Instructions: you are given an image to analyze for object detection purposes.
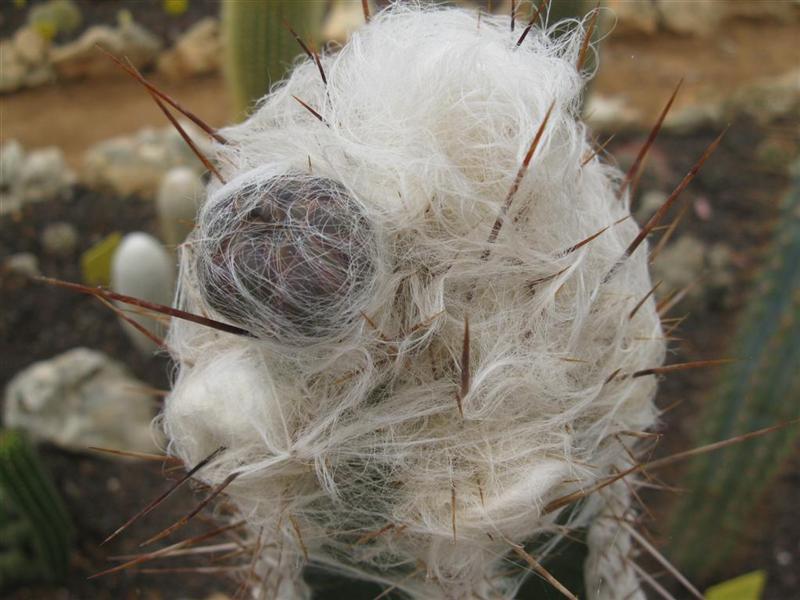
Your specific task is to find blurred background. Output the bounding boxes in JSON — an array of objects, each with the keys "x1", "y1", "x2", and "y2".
[{"x1": 1, "y1": 1, "x2": 798, "y2": 598}]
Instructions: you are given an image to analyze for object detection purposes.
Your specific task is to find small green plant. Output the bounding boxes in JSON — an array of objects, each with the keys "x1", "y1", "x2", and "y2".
[
  {"x1": 0, "y1": 429, "x2": 74, "y2": 590},
  {"x1": 163, "y1": 0, "x2": 188, "y2": 17},
  {"x1": 667, "y1": 161, "x2": 800, "y2": 578},
  {"x1": 28, "y1": 0, "x2": 82, "y2": 40}
]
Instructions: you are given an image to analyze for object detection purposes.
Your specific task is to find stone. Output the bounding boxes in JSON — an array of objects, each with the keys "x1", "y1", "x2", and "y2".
[
  {"x1": 0, "y1": 26, "x2": 53, "y2": 93},
  {"x1": 24, "y1": 64, "x2": 54, "y2": 88},
  {"x1": 157, "y1": 167, "x2": 204, "y2": 246},
  {"x1": 12, "y1": 26, "x2": 50, "y2": 66},
  {"x1": 50, "y1": 12, "x2": 161, "y2": 81},
  {"x1": 3, "y1": 348, "x2": 159, "y2": 454},
  {"x1": 157, "y1": 17, "x2": 222, "y2": 80},
  {"x1": 1, "y1": 139, "x2": 25, "y2": 173},
  {"x1": 605, "y1": 0, "x2": 659, "y2": 36},
  {"x1": 0, "y1": 41, "x2": 26, "y2": 93},
  {"x1": 82, "y1": 124, "x2": 208, "y2": 198},
  {"x1": 708, "y1": 243, "x2": 734, "y2": 290},
  {"x1": 111, "y1": 232, "x2": 176, "y2": 354},
  {"x1": 322, "y1": 0, "x2": 365, "y2": 43},
  {"x1": 664, "y1": 101, "x2": 724, "y2": 134},
  {"x1": 584, "y1": 94, "x2": 642, "y2": 133},
  {"x1": 651, "y1": 234, "x2": 734, "y2": 312},
  {"x1": 19, "y1": 147, "x2": 76, "y2": 204},
  {"x1": 0, "y1": 139, "x2": 26, "y2": 215},
  {"x1": 4, "y1": 253, "x2": 40, "y2": 278},
  {"x1": 27, "y1": 0, "x2": 83, "y2": 40},
  {"x1": 729, "y1": 68, "x2": 800, "y2": 125},
  {"x1": 656, "y1": 0, "x2": 724, "y2": 37},
  {"x1": 652, "y1": 235, "x2": 705, "y2": 300},
  {"x1": 41, "y1": 221, "x2": 78, "y2": 257}
]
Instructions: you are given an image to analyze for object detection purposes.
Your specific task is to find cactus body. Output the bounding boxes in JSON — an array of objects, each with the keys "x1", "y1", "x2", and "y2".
[
  {"x1": 0, "y1": 430, "x2": 73, "y2": 589},
  {"x1": 110, "y1": 232, "x2": 176, "y2": 353},
  {"x1": 222, "y1": 0, "x2": 326, "y2": 120},
  {"x1": 156, "y1": 166, "x2": 204, "y2": 247},
  {"x1": 667, "y1": 162, "x2": 800, "y2": 577},
  {"x1": 164, "y1": 7, "x2": 666, "y2": 599}
]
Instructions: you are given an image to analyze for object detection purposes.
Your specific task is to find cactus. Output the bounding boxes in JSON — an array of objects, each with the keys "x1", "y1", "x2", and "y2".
[
  {"x1": 222, "y1": 0, "x2": 327, "y2": 120},
  {"x1": 110, "y1": 232, "x2": 176, "y2": 353},
  {"x1": 666, "y1": 161, "x2": 800, "y2": 578},
  {"x1": 156, "y1": 167, "x2": 204, "y2": 248},
  {"x1": 0, "y1": 430, "x2": 74, "y2": 589}
]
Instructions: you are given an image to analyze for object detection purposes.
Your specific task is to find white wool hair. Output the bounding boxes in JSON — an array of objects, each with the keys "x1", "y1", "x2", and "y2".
[{"x1": 162, "y1": 4, "x2": 664, "y2": 599}]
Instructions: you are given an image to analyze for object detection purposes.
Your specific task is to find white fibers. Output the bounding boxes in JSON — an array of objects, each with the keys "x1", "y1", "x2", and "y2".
[{"x1": 162, "y1": 4, "x2": 664, "y2": 599}]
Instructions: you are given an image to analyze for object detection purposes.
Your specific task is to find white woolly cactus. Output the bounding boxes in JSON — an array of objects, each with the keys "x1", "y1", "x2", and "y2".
[{"x1": 161, "y1": 5, "x2": 665, "y2": 599}]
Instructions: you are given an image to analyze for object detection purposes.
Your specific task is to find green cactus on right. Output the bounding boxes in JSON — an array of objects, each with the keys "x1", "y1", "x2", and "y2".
[
  {"x1": 0, "y1": 429, "x2": 74, "y2": 590},
  {"x1": 222, "y1": 0, "x2": 327, "y2": 120},
  {"x1": 666, "y1": 161, "x2": 800, "y2": 578}
]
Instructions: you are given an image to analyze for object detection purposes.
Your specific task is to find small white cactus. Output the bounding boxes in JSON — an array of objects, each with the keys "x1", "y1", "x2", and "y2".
[
  {"x1": 156, "y1": 166, "x2": 204, "y2": 248},
  {"x1": 111, "y1": 232, "x2": 175, "y2": 354}
]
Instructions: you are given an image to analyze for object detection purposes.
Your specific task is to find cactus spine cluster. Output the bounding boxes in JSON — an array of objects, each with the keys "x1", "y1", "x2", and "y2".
[
  {"x1": 0, "y1": 429, "x2": 74, "y2": 589},
  {"x1": 667, "y1": 161, "x2": 800, "y2": 577}
]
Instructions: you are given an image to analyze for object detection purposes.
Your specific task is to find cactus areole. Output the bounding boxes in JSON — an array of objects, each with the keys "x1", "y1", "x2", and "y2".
[{"x1": 162, "y1": 6, "x2": 666, "y2": 599}]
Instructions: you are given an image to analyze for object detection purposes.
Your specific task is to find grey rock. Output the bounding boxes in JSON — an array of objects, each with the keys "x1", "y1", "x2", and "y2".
[
  {"x1": 656, "y1": 0, "x2": 723, "y2": 37},
  {"x1": 652, "y1": 235, "x2": 705, "y2": 299},
  {"x1": 3, "y1": 348, "x2": 159, "y2": 454},
  {"x1": 157, "y1": 17, "x2": 222, "y2": 81},
  {"x1": 651, "y1": 235, "x2": 734, "y2": 312},
  {"x1": 2, "y1": 141, "x2": 74, "y2": 213},
  {"x1": 584, "y1": 94, "x2": 642, "y2": 133},
  {"x1": 82, "y1": 124, "x2": 208, "y2": 197},
  {"x1": 605, "y1": 0, "x2": 659, "y2": 36},
  {"x1": 20, "y1": 146, "x2": 76, "y2": 204},
  {"x1": 661, "y1": 68, "x2": 799, "y2": 134},
  {"x1": 664, "y1": 101, "x2": 724, "y2": 134},
  {"x1": 707, "y1": 242, "x2": 734, "y2": 292},
  {"x1": 0, "y1": 40, "x2": 26, "y2": 93},
  {"x1": 729, "y1": 68, "x2": 800, "y2": 125},
  {"x1": 0, "y1": 27, "x2": 53, "y2": 93},
  {"x1": 24, "y1": 64, "x2": 54, "y2": 88},
  {"x1": 12, "y1": 26, "x2": 50, "y2": 66},
  {"x1": 4, "y1": 252, "x2": 40, "y2": 278},
  {"x1": 0, "y1": 139, "x2": 25, "y2": 214},
  {"x1": 41, "y1": 221, "x2": 78, "y2": 257},
  {"x1": 50, "y1": 13, "x2": 161, "y2": 81}
]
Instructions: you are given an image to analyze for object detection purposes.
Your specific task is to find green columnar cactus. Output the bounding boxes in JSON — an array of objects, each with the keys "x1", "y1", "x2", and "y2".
[
  {"x1": 0, "y1": 430, "x2": 74, "y2": 589},
  {"x1": 222, "y1": 0, "x2": 327, "y2": 120},
  {"x1": 667, "y1": 162, "x2": 800, "y2": 578},
  {"x1": 546, "y1": 0, "x2": 589, "y2": 26}
]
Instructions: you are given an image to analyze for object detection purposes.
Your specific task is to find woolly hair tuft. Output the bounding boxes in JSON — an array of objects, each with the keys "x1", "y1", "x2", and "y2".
[{"x1": 162, "y1": 4, "x2": 665, "y2": 599}]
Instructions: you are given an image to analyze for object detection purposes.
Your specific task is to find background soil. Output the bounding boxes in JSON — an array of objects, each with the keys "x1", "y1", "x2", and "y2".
[{"x1": 1, "y1": 1, "x2": 798, "y2": 598}]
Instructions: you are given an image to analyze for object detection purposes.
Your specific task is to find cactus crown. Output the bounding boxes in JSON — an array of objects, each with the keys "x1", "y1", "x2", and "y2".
[{"x1": 162, "y1": 5, "x2": 665, "y2": 599}]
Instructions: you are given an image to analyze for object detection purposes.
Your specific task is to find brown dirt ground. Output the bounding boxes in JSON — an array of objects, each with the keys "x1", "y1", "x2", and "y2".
[{"x1": 1, "y1": 75, "x2": 232, "y2": 171}]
